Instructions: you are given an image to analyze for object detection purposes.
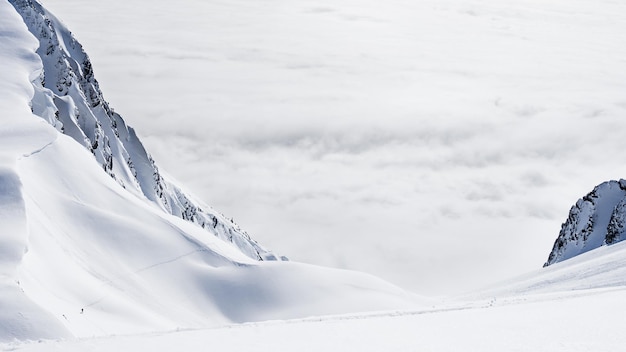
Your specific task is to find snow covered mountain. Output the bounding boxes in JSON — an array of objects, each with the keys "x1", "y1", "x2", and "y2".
[
  {"x1": 3, "y1": 0, "x2": 626, "y2": 349},
  {"x1": 9, "y1": 0, "x2": 275, "y2": 262},
  {"x1": 544, "y1": 179, "x2": 626, "y2": 266},
  {"x1": 0, "y1": 0, "x2": 421, "y2": 342}
]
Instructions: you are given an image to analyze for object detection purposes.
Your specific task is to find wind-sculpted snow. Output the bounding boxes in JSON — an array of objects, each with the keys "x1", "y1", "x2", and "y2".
[
  {"x1": 544, "y1": 180, "x2": 626, "y2": 266},
  {"x1": 0, "y1": 0, "x2": 72, "y2": 340},
  {"x1": 8, "y1": 0, "x2": 275, "y2": 262},
  {"x1": 0, "y1": 168, "x2": 64, "y2": 341}
]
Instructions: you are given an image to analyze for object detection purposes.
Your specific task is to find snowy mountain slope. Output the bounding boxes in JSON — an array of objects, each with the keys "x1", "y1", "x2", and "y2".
[
  {"x1": 0, "y1": 0, "x2": 71, "y2": 341},
  {"x1": 544, "y1": 180, "x2": 626, "y2": 266},
  {"x1": 8, "y1": 0, "x2": 274, "y2": 262},
  {"x1": 464, "y1": 237, "x2": 626, "y2": 301},
  {"x1": 8, "y1": 242, "x2": 626, "y2": 352},
  {"x1": 0, "y1": 0, "x2": 422, "y2": 342}
]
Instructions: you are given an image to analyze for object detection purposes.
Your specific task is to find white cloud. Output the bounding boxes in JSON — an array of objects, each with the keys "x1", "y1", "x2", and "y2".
[{"x1": 43, "y1": 0, "x2": 626, "y2": 294}]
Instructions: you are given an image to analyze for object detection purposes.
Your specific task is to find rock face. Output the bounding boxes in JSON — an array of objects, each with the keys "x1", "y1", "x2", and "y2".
[
  {"x1": 544, "y1": 180, "x2": 626, "y2": 267},
  {"x1": 8, "y1": 0, "x2": 280, "y2": 261}
]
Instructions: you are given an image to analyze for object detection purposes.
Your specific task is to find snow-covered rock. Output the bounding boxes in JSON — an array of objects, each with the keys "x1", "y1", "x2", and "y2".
[
  {"x1": 544, "y1": 179, "x2": 626, "y2": 266},
  {"x1": 8, "y1": 0, "x2": 274, "y2": 262}
]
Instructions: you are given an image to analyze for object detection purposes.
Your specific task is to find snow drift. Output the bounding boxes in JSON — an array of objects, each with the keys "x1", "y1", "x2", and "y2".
[{"x1": 0, "y1": 0, "x2": 420, "y2": 342}]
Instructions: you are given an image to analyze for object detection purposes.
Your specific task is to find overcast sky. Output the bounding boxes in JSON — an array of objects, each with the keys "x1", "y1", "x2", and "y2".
[{"x1": 42, "y1": 0, "x2": 626, "y2": 295}]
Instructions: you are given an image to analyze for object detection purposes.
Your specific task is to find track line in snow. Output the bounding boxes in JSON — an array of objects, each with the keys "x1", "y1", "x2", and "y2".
[
  {"x1": 133, "y1": 249, "x2": 210, "y2": 274},
  {"x1": 82, "y1": 248, "x2": 213, "y2": 309},
  {"x1": 19, "y1": 134, "x2": 57, "y2": 159},
  {"x1": 226, "y1": 285, "x2": 626, "y2": 329},
  {"x1": 41, "y1": 284, "x2": 626, "y2": 348}
]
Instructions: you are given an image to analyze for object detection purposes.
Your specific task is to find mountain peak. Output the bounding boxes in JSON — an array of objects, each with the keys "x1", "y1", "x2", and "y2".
[{"x1": 544, "y1": 179, "x2": 626, "y2": 266}]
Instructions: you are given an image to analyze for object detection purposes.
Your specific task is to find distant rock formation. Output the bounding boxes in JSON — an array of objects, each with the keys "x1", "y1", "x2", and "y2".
[{"x1": 544, "y1": 179, "x2": 626, "y2": 266}]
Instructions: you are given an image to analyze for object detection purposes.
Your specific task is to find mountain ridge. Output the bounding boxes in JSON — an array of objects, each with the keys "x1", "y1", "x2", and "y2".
[{"x1": 9, "y1": 0, "x2": 277, "y2": 262}]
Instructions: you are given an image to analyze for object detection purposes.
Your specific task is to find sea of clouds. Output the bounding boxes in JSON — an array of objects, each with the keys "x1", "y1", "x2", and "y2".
[{"x1": 42, "y1": 0, "x2": 626, "y2": 294}]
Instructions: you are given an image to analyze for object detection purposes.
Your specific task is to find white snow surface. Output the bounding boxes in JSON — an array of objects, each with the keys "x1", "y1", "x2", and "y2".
[
  {"x1": 0, "y1": 0, "x2": 421, "y2": 342},
  {"x1": 8, "y1": 240, "x2": 626, "y2": 351}
]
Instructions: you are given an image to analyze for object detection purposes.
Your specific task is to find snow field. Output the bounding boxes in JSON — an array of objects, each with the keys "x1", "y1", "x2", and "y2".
[
  {"x1": 7, "y1": 286, "x2": 626, "y2": 352},
  {"x1": 8, "y1": 235, "x2": 626, "y2": 350},
  {"x1": 12, "y1": 133, "x2": 422, "y2": 339}
]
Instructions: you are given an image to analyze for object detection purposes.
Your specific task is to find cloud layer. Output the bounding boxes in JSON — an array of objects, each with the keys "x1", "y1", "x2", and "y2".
[{"x1": 43, "y1": 0, "x2": 626, "y2": 294}]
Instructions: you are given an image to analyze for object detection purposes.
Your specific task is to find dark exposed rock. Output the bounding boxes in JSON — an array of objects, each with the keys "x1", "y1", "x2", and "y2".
[{"x1": 544, "y1": 180, "x2": 626, "y2": 266}]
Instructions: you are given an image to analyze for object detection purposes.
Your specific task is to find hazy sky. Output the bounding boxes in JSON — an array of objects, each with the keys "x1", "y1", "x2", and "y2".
[{"x1": 41, "y1": 0, "x2": 626, "y2": 295}]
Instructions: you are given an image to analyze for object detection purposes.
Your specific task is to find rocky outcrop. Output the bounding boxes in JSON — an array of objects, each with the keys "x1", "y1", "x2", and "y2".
[{"x1": 544, "y1": 179, "x2": 626, "y2": 266}]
